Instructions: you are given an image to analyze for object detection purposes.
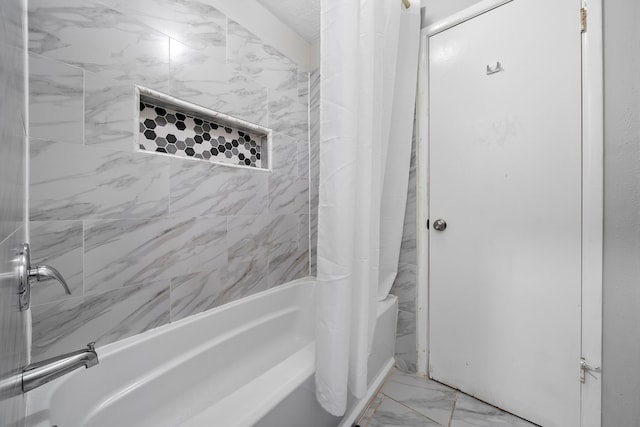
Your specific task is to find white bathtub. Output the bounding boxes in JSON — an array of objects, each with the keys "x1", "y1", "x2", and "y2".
[{"x1": 25, "y1": 278, "x2": 397, "y2": 427}]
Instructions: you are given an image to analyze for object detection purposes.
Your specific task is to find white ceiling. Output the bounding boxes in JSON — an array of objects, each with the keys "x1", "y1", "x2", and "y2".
[{"x1": 257, "y1": 0, "x2": 321, "y2": 43}]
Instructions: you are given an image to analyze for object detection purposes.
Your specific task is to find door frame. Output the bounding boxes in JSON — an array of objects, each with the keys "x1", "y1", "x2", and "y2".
[{"x1": 414, "y1": 0, "x2": 603, "y2": 425}]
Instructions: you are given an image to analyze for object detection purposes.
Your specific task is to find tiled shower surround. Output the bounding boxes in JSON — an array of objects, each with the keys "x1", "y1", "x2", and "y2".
[
  {"x1": 28, "y1": 0, "x2": 316, "y2": 362},
  {"x1": 0, "y1": 0, "x2": 28, "y2": 423},
  {"x1": 139, "y1": 100, "x2": 264, "y2": 168}
]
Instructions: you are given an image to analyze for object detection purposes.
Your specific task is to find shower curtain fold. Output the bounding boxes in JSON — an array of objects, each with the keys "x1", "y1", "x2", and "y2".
[{"x1": 315, "y1": 0, "x2": 420, "y2": 416}]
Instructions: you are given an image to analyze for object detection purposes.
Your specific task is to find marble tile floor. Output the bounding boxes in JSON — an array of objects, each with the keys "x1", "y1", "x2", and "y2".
[{"x1": 357, "y1": 369, "x2": 538, "y2": 427}]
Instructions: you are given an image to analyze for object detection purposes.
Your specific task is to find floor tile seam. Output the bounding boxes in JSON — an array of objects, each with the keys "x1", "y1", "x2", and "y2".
[
  {"x1": 447, "y1": 391, "x2": 459, "y2": 427},
  {"x1": 381, "y1": 393, "x2": 446, "y2": 426},
  {"x1": 362, "y1": 394, "x2": 385, "y2": 427}
]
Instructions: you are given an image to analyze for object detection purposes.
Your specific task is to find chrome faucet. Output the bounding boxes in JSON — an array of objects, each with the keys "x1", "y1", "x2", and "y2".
[
  {"x1": 21, "y1": 342, "x2": 99, "y2": 392},
  {"x1": 17, "y1": 243, "x2": 71, "y2": 311},
  {"x1": 0, "y1": 343, "x2": 99, "y2": 396}
]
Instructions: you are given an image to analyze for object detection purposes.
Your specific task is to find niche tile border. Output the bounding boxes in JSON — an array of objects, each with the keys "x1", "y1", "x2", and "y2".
[{"x1": 135, "y1": 87, "x2": 272, "y2": 171}]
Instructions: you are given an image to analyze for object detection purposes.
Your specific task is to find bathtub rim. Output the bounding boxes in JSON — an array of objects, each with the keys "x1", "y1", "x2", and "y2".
[{"x1": 98, "y1": 276, "x2": 316, "y2": 359}]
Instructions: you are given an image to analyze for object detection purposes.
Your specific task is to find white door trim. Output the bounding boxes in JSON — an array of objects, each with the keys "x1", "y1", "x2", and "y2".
[{"x1": 414, "y1": 0, "x2": 603, "y2": 425}]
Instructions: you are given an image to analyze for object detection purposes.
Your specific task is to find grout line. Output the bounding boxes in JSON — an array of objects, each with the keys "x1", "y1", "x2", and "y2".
[
  {"x1": 448, "y1": 392, "x2": 458, "y2": 427},
  {"x1": 382, "y1": 394, "x2": 443, "y2": 426}
]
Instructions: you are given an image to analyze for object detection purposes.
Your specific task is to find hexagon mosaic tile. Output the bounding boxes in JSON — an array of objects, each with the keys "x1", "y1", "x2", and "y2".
[{"x1": 139, "y1": 101, "x2": 263, "y2": 168}]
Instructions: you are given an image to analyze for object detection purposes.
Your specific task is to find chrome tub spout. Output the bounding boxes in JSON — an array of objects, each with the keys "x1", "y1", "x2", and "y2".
[{"x1": 22, "y1": 342, "x2": 99, "y2": 393}]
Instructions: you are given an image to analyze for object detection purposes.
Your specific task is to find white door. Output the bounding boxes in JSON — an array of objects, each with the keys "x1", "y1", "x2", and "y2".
[{"x1": 428, "y1": 1, "x2": 582, "y2": 426}]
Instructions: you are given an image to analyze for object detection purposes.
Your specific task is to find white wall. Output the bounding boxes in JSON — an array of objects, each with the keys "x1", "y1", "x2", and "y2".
[
  {"x1": 210, "y1": 0, "x2": 314, "y2": 70},
  {"x1": 421, "y1": 0, "x2": 483, "y2": 27},
  {"x1": 602, "y1": 0, "x2": 640, "y2": 424}
]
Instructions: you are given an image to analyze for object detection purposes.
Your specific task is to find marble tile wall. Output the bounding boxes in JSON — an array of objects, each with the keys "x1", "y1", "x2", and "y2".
[
  {"x1": 0, "y1": 0, "x2": 27, "y2": 424},
  {"x1": 309, "y1": 69, "x2": 320, "y2": 275},
  {"x1": 390, "y1": 121, "x2": 418, "y2": 373},
  {"x1": 28, "y1": 0, "x2": 311, "y2": 362}
]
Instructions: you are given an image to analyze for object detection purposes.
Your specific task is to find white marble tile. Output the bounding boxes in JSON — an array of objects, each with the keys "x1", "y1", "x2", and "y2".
[
  {"x1": 29, "y1": 0, "x2": 169, "y2": 90},
  {"x1": 297, "y1": 71, "x2": 309, "y2": 108},
  {"x1": 268, "y1": 92, "x2": 308, "y2": 140},
  {"x1": 31, "y1": 280, "x2": 170, "y2": 362},
  {"x1": 271, "y1": 133, "x2": 299, "y2": 177},
  {"x1": 227, "y1": 20, "x2": 298, "y2": 98},
  {"x1": 0, "y1": 3, "x2": 26, "y2": 423},
  {"x1": 297, "y1": 140, "x2": 310, "y2": 179},
  {"x1": 268, "y1": 174, "x2": 309, "y2": 216},
  {"x1": 0, "y1": 229, "x2": 28, "y2": 427},
  {"x1": 381, "y1": 370, "x2": 456, "y2": 426},
  {"x1": 170, "y1": 157, "x2": 268, "y2": 217},
  {"x1": 169, "y1": 39, "x2": 268, "y2": 127},
  {"x1": 0, "y1": 43, "x2": 25, "y2": 244},
  {"x1": 84, "y1": 216, "x2": 226, "y2": 294},
  {"x1": 29, "y1": 53, "x2": 84, "y2": 144},
  {"x1": 399, "y1": 128, "x2": 417, "y2": 265},
  {"x1": 267, "y1": 243, "x2": 308, "y2": 287},
  {"x1": 450, "y1": 394, "x2": 537, "y2": 427},
  {"x1": 298, "y1": 214, "x2": 310, "y2": 257},
  {"x1": 0, "y1": 0, "x2": 24, "y2": 48},
  {"x1": 170, "y1": 267, "x2": 228, "y2": 322},
  {"x1": 395, "y1": 310, "x2": 417, "y2": 373},
  {"x1": 98, "y1": 0, "x2": 226, "y2": 58},
  {"x1": 309, "y1": 69, "x2": 320, "y2": 220},
  {"x1": 391, "y1": 263, "x2": 417, "y2": 314},
  {"x1": 223, "y1": 257, "x2": 269, "y2": 304},
  {"x1": 365, "y1": 396, "x2": 442, "y2": 427},
  {"x1": 84, "y1": 72, "x2": 136, "y2": 151},
  {"x1": 310, "y1": 213, "x2": 318, "y2": 276},
  {"x1": 29, "y1": 221, "x2": 83, "y2": 305},
  {"x1": 358, "y1": 392, "x2": 385, "y2": 426},
  {"x1": 30, "y1": 139, "x2": 169, "y2": 220},
  {"x1": 227, "y1": 214, "x2": 271, "y2": 262}
]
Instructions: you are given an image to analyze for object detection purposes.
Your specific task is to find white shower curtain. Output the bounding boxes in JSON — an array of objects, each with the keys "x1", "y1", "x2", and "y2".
[{"x1": 315, "y1": 0, "x2": 421, "y2": 416}]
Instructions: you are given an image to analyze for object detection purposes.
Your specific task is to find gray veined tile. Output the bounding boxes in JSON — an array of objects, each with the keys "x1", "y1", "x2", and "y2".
[
  {"x1": 227, "y1": 213, "x2": 298, "y2": 263},
  {"x1": 268, "y1": 174, "x2": 309, "y2": 216},
  {"x1": 297, "y1": 140, "x2": 310, "y2": 179},
  {"x1": 391, "y1": 263, "x2": 417, "y2": 314},
  {"x1": 169, "y1": 39, "x2": 268, "y2": 127},
  {"x1": 97, "y1": 0, "x2": 226, "y2": 58},
  {"x1": 30, "y1": 139, "x2": 169, "y2": 220},
  {"x1": 28, "y1": 0, "x2": 169, "y2": 90},
  {"x1": 222, "y1": 257, "x2": 269, "y2": 305},
  {"x1": 310, "y1": 213, "x2": 318, "y2": 276},
  {"x1": 85, "y1": 72, "x2": 136, "y2": 151},
  {"x1": 29, "y1": 53, "x2": 84, "y2": 144},
  {"x1": 395, "y1": 310, "x2": 417, "y2": 373},
  {"x1": 84, "y1": 216, "x2": 226, "y2": 294},
  {"x1": 450, "y1": 393, "x2": 537, "y2": 427},
  {"x1": 400, "y1": 125, "x2": 417, "y2": 265},
  {"x1": 227, "y1": 214, "x2": 271, "y2": 262},
  {"x1": 309, "y1": 69, "x2": 320, "y2": 113},
  {"x1": 297, "y1": 71, "x2": 309, "y2": 108},
  {"x1": 271, "y1": 133, "x2": 300, "y2": 177},
  {"x1": 298, "y1": 214, "x2": 310, "y2": 256},
  {"x1": 381, "y1": 370, "x2": 456, "y2": 426},
  {"x1": 268, "y1": 91, "x2": 308, "y2": 140},
  {"x1": 227, "y1": 20, "x2": 298, "y2": 98},
  {"x1": 267, "y1": 243, "x2": 308, "y2": 288},
  {"x1": 0, "y1": 43, "x2": 25, "y2": 244},
  {"x1": 29, "y1": 221, "x2": 83, "y2": 305},
  {"x1": 170, "y1": 267, "x2": 228, "y2": 322},
  {"x1": 366, "y1": 396, "x2": 441, "y2": 427},
  {"x1": 31, "y1": 280, "x2": 170, "y2": 362},
  {"x1": 0, "y1": 0, "x2": 24, "y2": 49},
  {"x1": 170, "y1": 157, "x2": 268, "y2": 217},
  {"x1": 358, "y1": 392, "x2": 384, "y2": 426}
]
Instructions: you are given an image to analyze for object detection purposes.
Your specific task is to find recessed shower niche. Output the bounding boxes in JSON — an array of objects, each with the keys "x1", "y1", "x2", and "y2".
[{"x1": 136, "y1": 87, "x2": 272, "y2": 170}]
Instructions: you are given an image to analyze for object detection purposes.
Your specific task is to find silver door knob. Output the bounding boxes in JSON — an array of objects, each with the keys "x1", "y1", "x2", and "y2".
[{"x1": 433, "y1": 219, "x2": 447, "y2": 231}]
